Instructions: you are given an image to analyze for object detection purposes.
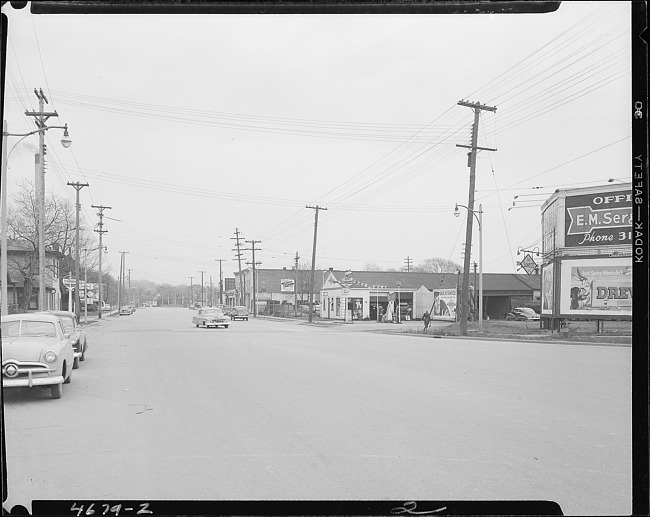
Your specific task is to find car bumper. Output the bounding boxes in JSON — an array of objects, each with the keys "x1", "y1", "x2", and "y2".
[{"x1": 3, "y1": 375, "x2": 65, "y2": 388}]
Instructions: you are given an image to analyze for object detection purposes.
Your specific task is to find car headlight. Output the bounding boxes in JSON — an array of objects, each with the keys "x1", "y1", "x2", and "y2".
[
  {"x1": 44, "y1": 351, "x2": 57, "y2": 363},
  {"x1": 70, "y1": 335, "x2": 79, "y2": 345}
]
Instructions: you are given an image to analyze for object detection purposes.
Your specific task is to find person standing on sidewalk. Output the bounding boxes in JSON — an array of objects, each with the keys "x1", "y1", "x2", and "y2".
[{"x1": 422, "y1": 310, "x2": 431, "y2": 333}]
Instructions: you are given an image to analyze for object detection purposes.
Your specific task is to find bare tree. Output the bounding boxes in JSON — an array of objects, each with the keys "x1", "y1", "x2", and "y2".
[
  {"x1": 412, "y1": 257, "x2": 462, "y2": 273},
  {"x1": 6, "y1": 180, "x2": 95, "y2": 311}
]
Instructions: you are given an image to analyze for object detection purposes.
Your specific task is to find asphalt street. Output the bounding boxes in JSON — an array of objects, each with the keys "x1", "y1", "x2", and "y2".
[{"x1": 2, "y1": 307, "x2": 631, "y2": 515}]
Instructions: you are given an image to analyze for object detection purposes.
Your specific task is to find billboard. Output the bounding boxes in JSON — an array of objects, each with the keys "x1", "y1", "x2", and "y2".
[
  {"x1": 559, "y1": 257, "x2": 632, "y2": 316},
  {"x1": 541, "y1": 263, "x2": 554, "y2": 315},
  {"x1": 280, "y1": 278, "x2": 295, "y2": 293},
  {"x1": 565, "y1": 189, "x2": 632, "y2": 247},
  {"x1": 431, "y1": 289, "x2": 457, "y2": 321}
]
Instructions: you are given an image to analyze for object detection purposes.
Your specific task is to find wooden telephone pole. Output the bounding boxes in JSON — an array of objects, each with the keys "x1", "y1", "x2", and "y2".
[
  {"x1": 68, "y1": 182, "x2": 88, "y2": 319},
  {"x1": 306, "y1": 205, "x2": 327, "y2": 323},
  {"x1": 92, "y1": 205, "x2": 110, "y2": 318},
  {"x1": 456, "y1": 100, "x2": 496, "y2": 336}
]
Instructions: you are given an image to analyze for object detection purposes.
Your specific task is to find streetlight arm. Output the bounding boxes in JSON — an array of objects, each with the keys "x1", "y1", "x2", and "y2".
[
  {"x1": 454, "y1": 203, "x2": 481, "y2": 228},
  {"x1": 3, "y1": 124, "x2": 71, "y2": 157},
  {"x1": 3, "y1": 125, "x2": 69, "y2": 138}
]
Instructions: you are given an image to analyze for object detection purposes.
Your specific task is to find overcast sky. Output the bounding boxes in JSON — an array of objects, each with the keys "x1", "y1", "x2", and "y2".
[{"x1": 1, "y1": 2, "x2": 632, "y2": 286}]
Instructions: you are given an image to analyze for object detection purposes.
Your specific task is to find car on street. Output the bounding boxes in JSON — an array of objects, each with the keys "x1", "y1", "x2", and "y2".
[
  {"x1": 229, "y1": 306, "x2": 249, "y2": 321},
  {"x1": 506, "y1": 307, "x2": 540, "y2": 321},
  {"x1": 192, "y1": 307, "x2": 229, "y2": 328},
  {"x1": 38, "y1": 310, "x2": 88, "y2": 369},
  {"x1": 119, "y1": 305, "x2": 134, "y2": 316},
  {"x1": 1, "y1": 313, "x2": 74, "y2": 399}
]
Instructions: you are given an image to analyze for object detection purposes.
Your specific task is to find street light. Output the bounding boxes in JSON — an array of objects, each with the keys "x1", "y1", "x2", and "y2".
[
  {"x1": 2, "y1": 121, "x2": 71, "y2": 316},
  {"x1": 454, "y1": 202, "x2": 483, "y2": 332}
]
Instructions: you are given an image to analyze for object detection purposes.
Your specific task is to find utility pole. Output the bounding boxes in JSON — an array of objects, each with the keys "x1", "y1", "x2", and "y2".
[
  {"x1": 306, "y1": 205, "x2": 327, "y2": 323},
  {"x1": 199, "y1": 270, "x2": 207, "y2": 307},
  {"x1": 215, "y1": 258, "x2": 225, "y2": 305},
  {"x1": 188, "y1": 276, "x2": 194, "y2": 307},
  {"x1": 404, "y1": 256, "x2": 413, "y2": 272},
  {"x1": 456, "y1": 99, "x2": 496, "y2": 336},
  {"x1": 67, "y1": 182, "x2": 88, "y2": 320},
  {"x1": 92, "y1": 205, "x2": 110, "y2": 319},
  {"x1": 231, "y1": 228, "x2": 245, "y2": 306},
  {"x1": 245, "y1": 240, "x2": 262, "y2": 317},
  {"x1": 127, "y1": 268, "x2": 133, "y2": 305},
  {"x1": 294, "y1": 252, "x2": 300, "y2": 318},
  {"x1": 118, "y1": 251, "x2": 129, "y2": 310},
  {"x1": 26, "y1": 89, "x2": 58, "y2": 310}
]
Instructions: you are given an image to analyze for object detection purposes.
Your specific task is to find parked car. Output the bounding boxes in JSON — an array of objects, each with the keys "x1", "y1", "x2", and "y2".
[
  {"x1": 230, "y1": 306, "x2": 249, "y2": 321},
  {"x1": 1, "y1": 313, "x2": 74, "y2": 399},
  {"x1": 38, "y1": 310, "x2": 87, "y2": 369},
  {"x1": 506, "y1": 307, "x2": 540, "y2": 321},
  {"x1": 192, "y1": 307, "x2": 229, "y2": 328},
  {"x1": 101, "y1": 302, "x2": 111, "y2": 312},
  {"x1": 119, "y1": 305, "x2": 133, "y2": 316}
]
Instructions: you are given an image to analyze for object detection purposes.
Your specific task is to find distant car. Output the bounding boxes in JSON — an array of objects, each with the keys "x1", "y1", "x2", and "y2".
[
  {"x1": 192, "y1": 307, "x2": 229, "y2": 328},
  {"x1": 506, "y1": 307, "x2": 540, "y2": 321},
  {"x1": 1, "y1": 313, "x2": 74, "y2": 399},
  {"x1": 230, "y1": 306, "x2": 249, "y2": 321},
  {"x1": 38, "y1": 310, "x2": 88, "y2": 369},
  {"x1": 119, "y1": 306, "x2": 133, "y2": 316},
  {"x1": 101, "y1": 303, "x2": 111, "y2": 312}
]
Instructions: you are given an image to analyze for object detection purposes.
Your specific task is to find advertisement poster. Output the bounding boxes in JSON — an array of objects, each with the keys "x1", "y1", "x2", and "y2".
[
  {"x1": 280, "y1": 279, "x2": 295, "y2": 293},
  {"x1": 541, "y1": 263, "x2": 554, "y2": 315},
  {"x1": 559, "y1": 258, "x2": 632, "y2": 316},
  {"x1": 431, "y1": 289, "x2": 457, "y2": 321},
  {"x1": 565, "y1": 189, "x2": 632, "y2": 247}
]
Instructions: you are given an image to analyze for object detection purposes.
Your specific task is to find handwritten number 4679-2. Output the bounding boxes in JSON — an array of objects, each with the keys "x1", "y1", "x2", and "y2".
[{"x1": 70, "y1": 503, "x2": 153, "y2": 516}]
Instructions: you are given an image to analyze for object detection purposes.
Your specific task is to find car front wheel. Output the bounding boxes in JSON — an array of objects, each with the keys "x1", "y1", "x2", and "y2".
[{"x1": 73, "y1": 356, "x2": 80, "y2": 369}]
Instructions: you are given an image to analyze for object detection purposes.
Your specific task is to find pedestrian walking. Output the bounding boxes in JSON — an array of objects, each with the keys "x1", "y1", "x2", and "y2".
[{"x1": 422, "y1": 310, "x2": 431, "y2": 332}]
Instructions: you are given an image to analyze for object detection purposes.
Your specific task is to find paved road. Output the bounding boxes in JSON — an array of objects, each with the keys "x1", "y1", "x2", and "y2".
[{"x1": 3, "y1": 308, "x2": 631, "y2": 515}]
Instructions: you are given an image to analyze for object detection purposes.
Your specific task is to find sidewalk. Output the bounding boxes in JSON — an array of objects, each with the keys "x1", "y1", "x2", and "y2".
[{"x1": 259, "y1": 315, "x2": 632, "y2": 347}]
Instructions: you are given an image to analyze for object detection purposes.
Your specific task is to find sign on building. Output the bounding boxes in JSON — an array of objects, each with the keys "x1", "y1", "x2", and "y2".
[
  {"x1": 565, "y1": 190, "x2": 632, "y2": 247},
  {"x1": 559, "y1": 258, "x2": 632, "y2": 316},
  {"x1": 280, "y1": 279, "x2": 295, "y2": 293}
]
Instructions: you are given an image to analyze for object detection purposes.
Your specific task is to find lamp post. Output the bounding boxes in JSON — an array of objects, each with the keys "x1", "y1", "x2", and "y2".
[
  {"x1": 454, "y1": 202, "x2": 483, "y2": 332},
  {"x1": 2, "y1": 120, "x2": 71, "y2": 316}
]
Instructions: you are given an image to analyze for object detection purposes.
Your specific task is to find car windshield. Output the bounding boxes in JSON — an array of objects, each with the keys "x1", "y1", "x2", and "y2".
[
  {"x1": 58, "y1": 316, "x2": 76, "y2": 330},
  {"x1": 201, "y1": 308, "x2": 223, "y2": 315},
  {"x1": 1, "y1": 320, "x2": 57, "y2": 338}
]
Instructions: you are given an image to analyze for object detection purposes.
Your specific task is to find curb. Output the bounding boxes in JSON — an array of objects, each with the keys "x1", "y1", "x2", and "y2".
[{"x1": 366, "y1": 329, "x2": 632, "y2": 347}]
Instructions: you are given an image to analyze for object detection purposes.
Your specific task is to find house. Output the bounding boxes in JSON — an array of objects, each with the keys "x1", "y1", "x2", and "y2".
[{"x1": 0, "y1": 239, "x2": 63, "y2": 312}]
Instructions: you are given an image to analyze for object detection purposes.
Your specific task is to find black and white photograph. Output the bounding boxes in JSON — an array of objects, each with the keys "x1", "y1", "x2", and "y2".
[{"x1": 1, "y1": 1, "x2": 645, "y2": 515}]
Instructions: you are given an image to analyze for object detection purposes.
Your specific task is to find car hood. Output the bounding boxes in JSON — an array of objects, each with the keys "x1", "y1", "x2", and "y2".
[{"x1": 2, "y1": 337, "x2": 64, "y2": 362}]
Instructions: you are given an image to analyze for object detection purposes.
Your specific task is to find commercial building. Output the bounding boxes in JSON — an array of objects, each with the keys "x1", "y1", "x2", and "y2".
[{"x1": 227, "y1": 266, "x2": 540, "y2": 321}]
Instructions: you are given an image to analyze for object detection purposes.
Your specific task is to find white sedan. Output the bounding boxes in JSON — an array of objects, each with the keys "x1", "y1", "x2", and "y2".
[
  {"x1": 192, "y1": 307, "x2": 229, "y2": 328},
  {"x1": 1, "y1": 313, "x2": 75, "y2": 399}
]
